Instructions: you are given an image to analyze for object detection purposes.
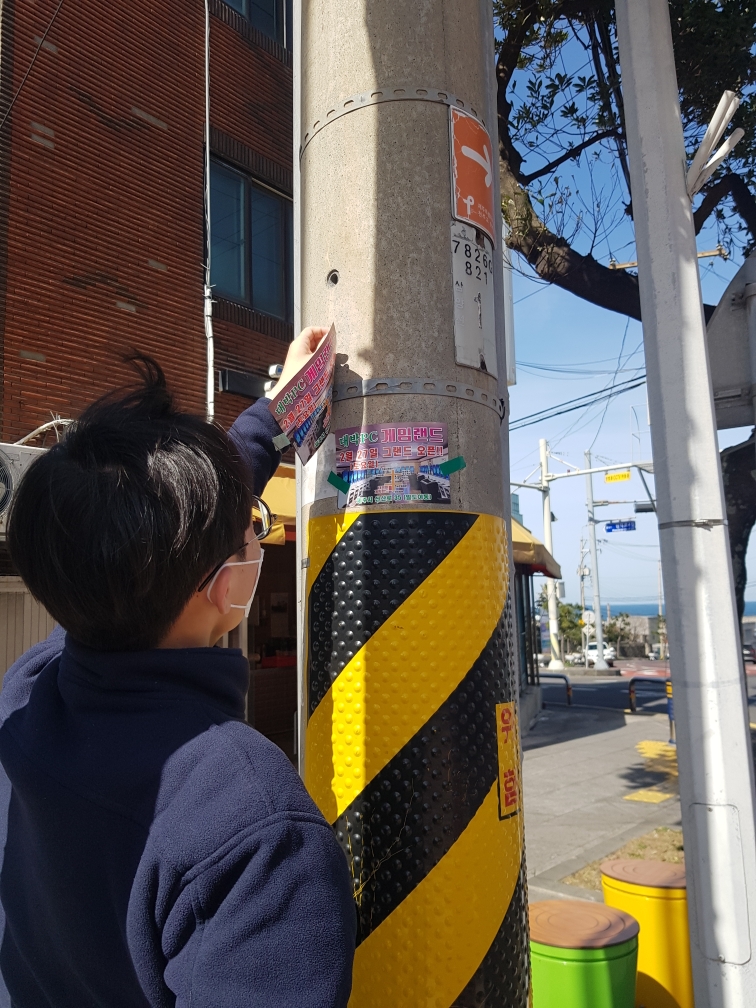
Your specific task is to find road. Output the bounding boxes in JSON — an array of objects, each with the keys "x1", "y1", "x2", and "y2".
[{"x1": 540, "y1": 660, "x2": 756, "y2": 715}]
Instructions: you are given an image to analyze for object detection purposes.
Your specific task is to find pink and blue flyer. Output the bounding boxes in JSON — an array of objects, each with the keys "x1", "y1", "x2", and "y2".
[
  {"x1": 334, "y1": 422, "x2": 450, "y2": 508},
  {"x1": 268, "y1": 325, "x2": 335, "y2": 465}
]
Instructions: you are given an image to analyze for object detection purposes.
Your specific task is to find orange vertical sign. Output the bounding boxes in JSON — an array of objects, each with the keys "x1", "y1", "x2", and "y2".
[
  {"x1": 450, "y1": 108, "x2": 496, "y2": 246},
  {"x1": 496, "y1": 701, "x2": 521, "y2": 820}
]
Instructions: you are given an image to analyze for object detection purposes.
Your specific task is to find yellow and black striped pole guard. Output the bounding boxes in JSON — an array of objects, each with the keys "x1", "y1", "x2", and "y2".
[{"x1": 304, "y1": 507, "x2": 529, "y2": 1007}]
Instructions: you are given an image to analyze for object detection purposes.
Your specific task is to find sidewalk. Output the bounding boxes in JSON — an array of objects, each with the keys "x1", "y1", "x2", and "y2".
[{"x1": 522, "y1": 698, "x2": 681, "y2": 904}]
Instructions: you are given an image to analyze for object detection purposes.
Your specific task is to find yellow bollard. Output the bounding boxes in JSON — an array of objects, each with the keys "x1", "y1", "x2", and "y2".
[{"x1": 601, "y1": 860, "x2": 693, "y2": 1008}]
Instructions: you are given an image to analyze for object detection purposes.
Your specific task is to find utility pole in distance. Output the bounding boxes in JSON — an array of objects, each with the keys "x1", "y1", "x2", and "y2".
[
  {"x1": 617, "y1": 2, "x2": 756, "y2": 1003},
  {"x1": 539, "y1": 439, "x2": 564, "y2": 669},
  {"x1": 584, "y1": 450, "x2": 609, "y2": 672},
  {"x1": 297, "y1": 1, "x2": 528, "y2": 1004}
]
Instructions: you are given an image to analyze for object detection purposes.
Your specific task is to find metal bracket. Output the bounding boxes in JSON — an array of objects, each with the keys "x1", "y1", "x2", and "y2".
[
  {"x1": 657, "y1": 518, "x2": 727, "y2": 530},
  {"x1": 333, "y1": 376, "x2": 505, "y2": 419},
  {"x1": 300, "y1": 85, "x2": 486, "y2": 157}
]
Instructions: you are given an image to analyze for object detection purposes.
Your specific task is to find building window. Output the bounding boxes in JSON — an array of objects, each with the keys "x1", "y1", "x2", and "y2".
[
  {"x1": 210, "y1": 159, "x2": 293, "y2": 323},
  {"x1": 224, "y1": 0, "x2": 290, "y2": 46}
]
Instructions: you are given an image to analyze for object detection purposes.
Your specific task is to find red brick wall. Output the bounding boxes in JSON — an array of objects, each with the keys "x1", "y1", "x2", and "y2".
[
  {"x1": 0, "y1": 0, "x2": 293, "y2": 442},
  {"x1": 209, "y1": 12, "x2": 292, "y2": 173},
  {"x1": 212, "y1": 316, "x2": 290, "y2": 428}
]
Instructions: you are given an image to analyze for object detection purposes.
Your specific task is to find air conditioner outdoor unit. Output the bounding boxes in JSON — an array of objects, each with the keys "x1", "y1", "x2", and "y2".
[{"x1": 0, "y1": 444, "x2": 45, "y2": 541}]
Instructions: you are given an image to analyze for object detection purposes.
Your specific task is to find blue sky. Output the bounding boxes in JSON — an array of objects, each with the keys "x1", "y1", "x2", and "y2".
[
  {"x1": 507, "y1": 241, "x2": 754, "y2": 609},
  {"x1": 501, "y1": 17, "x2": 755, "y2": 610}
]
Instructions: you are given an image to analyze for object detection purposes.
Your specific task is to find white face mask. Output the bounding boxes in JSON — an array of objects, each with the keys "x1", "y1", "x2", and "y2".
[{"x1": 206, "y1": 549, "x2": 265, "y2": 618}]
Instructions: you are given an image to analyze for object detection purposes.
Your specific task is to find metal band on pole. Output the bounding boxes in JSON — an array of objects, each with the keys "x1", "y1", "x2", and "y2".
[
  {"x1": 300, "y1": 86, "x2": 488, "y2": 157},
  {"x1": 333, "y1": 376, "x2": 505, "y2": 417}
]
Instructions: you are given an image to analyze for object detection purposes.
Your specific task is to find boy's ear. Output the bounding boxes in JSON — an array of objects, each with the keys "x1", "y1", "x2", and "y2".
[{"x1": 206, "y1": 566, "x2": 234, "y2": 616}]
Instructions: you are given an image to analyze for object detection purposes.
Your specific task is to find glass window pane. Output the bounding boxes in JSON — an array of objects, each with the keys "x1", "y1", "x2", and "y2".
[
  {"x1": 248, "y1": 0, "x2": 280, "y2": 41},
  {"x1": 286, "y1": 200, "x2": 293, "y2": 318},
  {"x1": 250, "y1": 187, "x2": 285, "y2": 319},
  {"x1": 224, "y1": 0, "x2": 247, "y2": 14},
  {"x1": 210, "y1": 162, "x2": 247, "y2": 302}
]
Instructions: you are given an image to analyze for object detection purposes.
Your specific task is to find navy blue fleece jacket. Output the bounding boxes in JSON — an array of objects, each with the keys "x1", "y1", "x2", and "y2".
[{"x1": 0, "y1": 399, "x2": 356, "y2": 1008}]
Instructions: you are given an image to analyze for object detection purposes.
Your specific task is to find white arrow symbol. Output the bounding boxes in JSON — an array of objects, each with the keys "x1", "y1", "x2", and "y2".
[{"x1": 461, "y1": 143, "x2": 492, "y2": 187}]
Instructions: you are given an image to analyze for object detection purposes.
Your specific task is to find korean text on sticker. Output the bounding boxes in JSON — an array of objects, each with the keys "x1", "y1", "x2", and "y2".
[
  {"x1": 333, "y1": 422, "x2": 451, "y2": 509},
  {"x1": 495, "y1": 702, "x2": 521, "y2": 820}
]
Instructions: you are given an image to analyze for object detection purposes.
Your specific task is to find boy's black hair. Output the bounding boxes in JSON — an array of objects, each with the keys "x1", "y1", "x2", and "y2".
[{"x1": 7, "y1": 356, "x2": 252, "y2": 651}]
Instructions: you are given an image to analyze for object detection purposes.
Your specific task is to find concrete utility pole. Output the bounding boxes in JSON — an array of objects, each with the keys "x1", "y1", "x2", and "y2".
[
  {"x1": 584, "y1": 450, "x2": 609, "y2": 671},
  {"x1": 617, "y1": 2, "x2": 756, "y2": 1004},
  {"x1": 539, "y1": 439, "x2": 564, "y2": 669},
  {"x1": 578, "y1": 538, "x2": 590, "y2": 666},
  {"x1": 297, "y1": 2, "x2": 528, "y2": 1005}
]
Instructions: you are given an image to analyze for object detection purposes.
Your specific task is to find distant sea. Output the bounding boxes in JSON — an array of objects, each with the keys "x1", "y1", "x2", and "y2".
[{"x1": 595, "y1": 601, "x2": 756, "y2": 617}]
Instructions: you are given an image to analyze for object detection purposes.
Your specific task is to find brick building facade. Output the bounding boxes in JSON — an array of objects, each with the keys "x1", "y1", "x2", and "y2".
[
  {"x1": 0, "y1": 0, "x2": 298, "y2": 753},
  {"x1": 0, "y1": 0, "x2": 293, "y2": 441}
]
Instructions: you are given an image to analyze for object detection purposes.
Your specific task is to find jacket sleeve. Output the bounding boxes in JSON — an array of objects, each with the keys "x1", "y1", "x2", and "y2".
[
  {"x1": 228, "y1": 397, "x2": 283, "y2": 497},
  {"x1": 0, "y1": 625, "x2": 65, "y2": 726},
  {"x1": 134, "y1": 814, "x2": 356, "y2": 1008}
]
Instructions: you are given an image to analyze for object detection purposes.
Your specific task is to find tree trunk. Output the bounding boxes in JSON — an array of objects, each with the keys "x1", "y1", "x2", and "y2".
[{"x1": 721, "y1": 431, "x2": 756, "y2": 627}]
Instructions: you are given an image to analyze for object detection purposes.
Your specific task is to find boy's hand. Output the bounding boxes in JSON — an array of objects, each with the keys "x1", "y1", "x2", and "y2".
[{"x1": 268, "y1": 326, "x2": 330, "y2": 399}]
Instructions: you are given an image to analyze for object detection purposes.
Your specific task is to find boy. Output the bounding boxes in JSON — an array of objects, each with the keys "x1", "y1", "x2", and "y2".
[{"x1": 0, "y1": 327, "x2": 355, "y2": 1007}]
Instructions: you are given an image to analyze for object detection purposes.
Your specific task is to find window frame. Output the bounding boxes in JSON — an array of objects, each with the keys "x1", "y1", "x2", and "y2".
[
  {"x1": 210, "y1": 157, "x2": 293, "y2": 325},
  {"x1": 223, "y1": 0, "x2": 291, "y2": 47}
]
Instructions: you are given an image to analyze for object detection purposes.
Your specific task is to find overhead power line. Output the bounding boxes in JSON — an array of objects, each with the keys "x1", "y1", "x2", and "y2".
[{"x1": 510, "y1": 374, "x2": 647, "y2": 430}]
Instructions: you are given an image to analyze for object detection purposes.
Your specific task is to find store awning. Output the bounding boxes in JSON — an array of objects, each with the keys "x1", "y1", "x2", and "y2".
[
  {"x1": 511, "y1": 519, "x2": 561, "y2": 579},
  {"x1": 261, "y1": 464, "x2": 296, "y2": 545},
  {"x1": 260, "y1": 469, "x2": 561, "y2": 574}
]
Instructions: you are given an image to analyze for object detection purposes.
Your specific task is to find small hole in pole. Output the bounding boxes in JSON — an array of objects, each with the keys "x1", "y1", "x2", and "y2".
[{"x1": 327, "y1": 270, "x2": 340, "y2": 286}]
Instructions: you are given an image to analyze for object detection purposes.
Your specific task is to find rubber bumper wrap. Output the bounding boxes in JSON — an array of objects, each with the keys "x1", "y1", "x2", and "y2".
[{"x1": 304, "y1": 511, "x2": 529, "y2": 1007}]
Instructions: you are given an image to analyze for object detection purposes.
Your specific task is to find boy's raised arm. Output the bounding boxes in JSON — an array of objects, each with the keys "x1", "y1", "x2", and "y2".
[
  {"x1": 228, "y1": 326, "x2": 328, "y2": 497},
  {"x1": 228, "y1": 399, "x2": 284, "y2": 497}
]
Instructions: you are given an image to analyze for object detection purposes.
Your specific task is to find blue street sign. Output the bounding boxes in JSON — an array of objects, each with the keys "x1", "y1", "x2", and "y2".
[{"x1": 606, "y1": 519, "x2": 636, "y2": 533}]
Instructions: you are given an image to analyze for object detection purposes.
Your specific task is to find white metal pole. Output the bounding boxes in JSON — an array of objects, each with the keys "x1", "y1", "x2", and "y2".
[
  {"x1": 744, "y1": 255, "x2": 756, "y2": 452},
  {"x1": 502, "y1": 220, "x2": 517, "y2": 388},
  {"x1": 585, "y1": 450, "x2": 609, "y2": 671},
  {"x1": 617, "y1": 3, "x2": 756, "y2": 1003},
  {"x1": 581, "y1": 541, "x2": 590, "y2": 667},
  {"x1": 203, "y1": 0, "x2": 215, "y2": 423},
  {"x1": 292, "y1": 0, "x2": 304, "y2": 776},
  {"x1": 540, "y1": 439, "x2": 564, "y2": 669}
]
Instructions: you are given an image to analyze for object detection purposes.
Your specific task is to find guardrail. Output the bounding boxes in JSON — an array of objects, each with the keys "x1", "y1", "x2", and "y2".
[
  {"x1": 628, "y1": 675, "x2": 675, "y2": 744},
  {"x1": 539, "y1": 672, "x2": 573, "y2": 707}
]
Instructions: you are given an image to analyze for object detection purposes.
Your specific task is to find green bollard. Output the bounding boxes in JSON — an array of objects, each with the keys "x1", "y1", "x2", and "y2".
[{"x1": 530, "y1": 900, "x2": 639, "y2": 1008}]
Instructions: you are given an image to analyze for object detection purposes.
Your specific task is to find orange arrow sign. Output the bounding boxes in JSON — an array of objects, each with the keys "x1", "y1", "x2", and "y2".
[{"x1": 451, "y1": 108, "x2": 496, "y2": 246}]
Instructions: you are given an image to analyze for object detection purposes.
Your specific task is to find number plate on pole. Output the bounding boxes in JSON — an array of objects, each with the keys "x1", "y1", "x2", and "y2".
[{"x1": 451, "y1": 222, "x2": 497, "y2": 377}]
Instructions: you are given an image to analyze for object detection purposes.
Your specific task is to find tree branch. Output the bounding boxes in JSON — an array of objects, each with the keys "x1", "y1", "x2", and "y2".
[
  {"x1": 500, "y1": 159, "x2": 643, "y2": 318},
  {"x1": 693, "y1": 172, "x2": 756, "y2": 241},
  {"x1": 519, "y1": 129, "x2": 618, "y2": 185},
  {"x1": 496, "y1": 1, "x2": 541, "y2": 180},
  {"x1": 496, "y1": 8, "x2": 715, "y2": 321}
]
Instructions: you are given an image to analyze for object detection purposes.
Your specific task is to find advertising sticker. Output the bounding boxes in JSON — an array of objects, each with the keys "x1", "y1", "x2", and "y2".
[
  {"x1": 450, "y1": 107, "x2": 497, "y2": 246},
  {"x1": 268, "y1": 325, "x2": 335, "y2": 466},
  {"x1": 334, "y1": 423, "x2": 450, "y2": 509},
  {"x1": 496, "y1": 701, "x2": 521, "y2": 821}
]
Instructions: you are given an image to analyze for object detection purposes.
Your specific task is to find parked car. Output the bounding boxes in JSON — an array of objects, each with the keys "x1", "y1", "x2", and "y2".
[
  {"x1": 585, "y1": 642, "x2": 615, "y2": 667},
  {"x1": 743, "y1": 644, "x2": 756, "y2": 664}
]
